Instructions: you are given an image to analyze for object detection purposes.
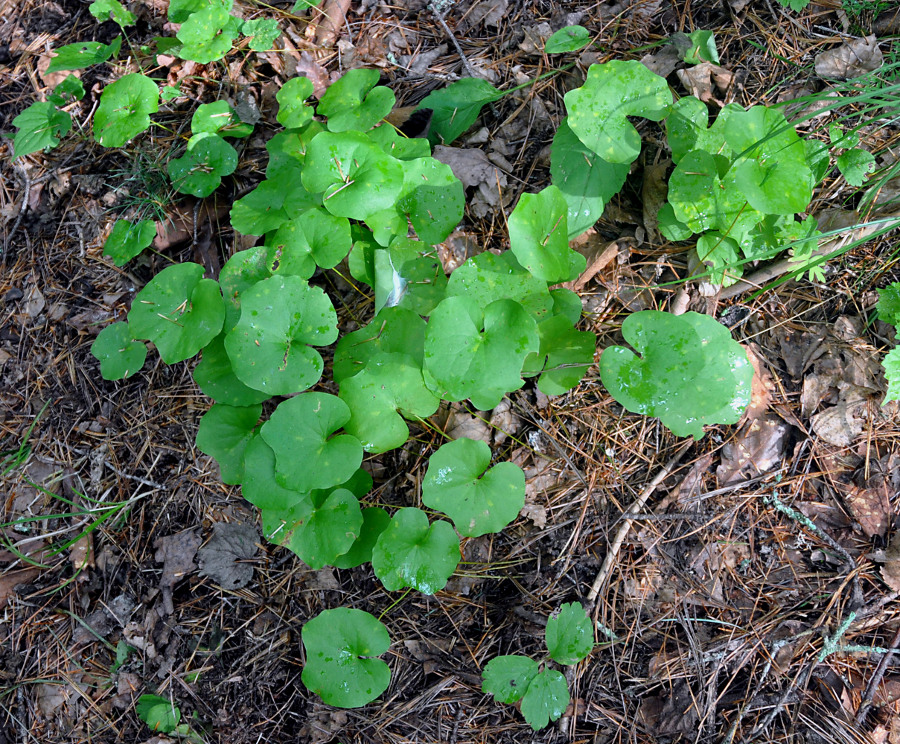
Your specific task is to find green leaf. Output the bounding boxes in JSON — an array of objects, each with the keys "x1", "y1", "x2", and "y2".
[
  {"x1": 683, "y1": 30, "x2": 719, "y2": 64},
  {"x1": 422, "y1": 438, "x2": 525, "y2": 537},
  {"x1": 372, "y1": 239, "x2": 447, "y2": 315},
  {"x1": 103, "y1": 218, "x2": 156, "y2": 266},
  {"x1": 531, "y1": 315, "x2": 596, "y2": 396},
  {"x1": 263, "y1": 208, "x2": 352, "y2": 279},
  {"x1": 301, "y1": 608, "x2": 391, "y2": 708},
  {"x1": 193, "y1": 333, "x2": 271, "y2": 406},
  {"x1": 550, "y1": 118, "x2": 629, "y2": 238},
  {"x1": 331, "y1": 506, "x2": 390, "y2": 569},
  {"x1": 445, "y1": 251, "x2": 553, "y2": 321},
  {"x1": 218, "y1": 246, "x2": 271, "y2": 330},
  {"x1": 176, "y1": 4, "x2": 241, "y2": 64},
  {"x1": 229, "y1": 178, "x2": 319, "y2": 236},
  {"x1": 545, "y1": 602, "x2": 593, "y2": 665},
  {"x1": 46, "y1": 38, "x2": 121, "y2": 72},
  {"x1": 276, "y1": 76, "x2": 315, "y2": 130},
  {"x1": 317, "y1": 68, "x2": 395, "y2": 132},
  {"x1": 168, "y1": 0, "x2": 208, "y2": 23},
  {"x1": 223, "y1": 275, "x2": 337, "y2": 395},
  {"x1": 367, "y1": 123, "x2": 431, "y2": 160},
  {"x1": 91, "y1": 322, "x2": 147, "y2": 380},
  {"x1": 599, "y1": 310, "x2": 753, "y2": 439},
  {"x1": 241, "y1": 18, "x2": 280, "y2": 50},
  {"x1": 509, "y1": 186, "x2": 584, "y2": 284},
  {"x1": 482, "y1": 655, "x2": 539, "y2": 704},
  {"x1": 418, "y1": 78, "x2": 505, "y2": 145},
  {"x1": 241, "y1": 434, "x2": 313, "y2": 512},
  {"x1": 564, "y1": 60, "x2": 672, "y2": 164},
  {"x1": 877, "y1": 284, "x2": 900, "y2": 327},
  {"x1": 837, "y1": 148, "x2": 876, "y2": 187},
  {"x1": 128, "y1": 262, "x2": 224, "y2": 364},
  {"x1": 265, "y1": 121, "x2": 324, "y2": 180},
  {"x1": 339, "y1": 352, "x2": 440, "y2": 453},
  {"x1": 94, "y1": 73, "x2": 159, "y2": 147},
  {"x1": 520, "y1": 669, "x2": 569, "y2": 730},
  {"x1": 371, "y1": 508, "x2": 460, "y2": 594},
  {"x1": 545, "y1": 25, "x2": 591, "y2": 54},
  {"x1": 12, "y1": 102, "x2": 71, "y2": 159},
  {"x1": 136, "y1": 694, "x2": 181, "y2": 733},
  {"x1": 302, "y1": 131, "x2": 404, "y2": 221},
  {"x1": 657, "y1": 203, "x2": 693, "y2": 241},
  {"x1": 89, "y1": 0, "x2": 136, "y2": 26},
  {"x1": 196, "y1": 403, "x2": 261, "y2": 485},
  {"x1": 260, "y1": 393, "x2": 363, "y2": 492},
  {"x1": 47, "y1": 75, "x2": 86, "y2": 107},
  {"x1": 424, "y1": 296, "x2": 540, "y2": 410},
  {"x1": 191, "y1": 100, "x2": 252, "y2": 137},
  {"x1": 168, "y1": 132, "x2": 238, "y2": 197},
  {"x1": 775, "y1": 0, "x2": 811, "y2": 10},
  {"x1": 396, "y1": 157, "x2": 465, "y2": 245},
  {"x1": 882, "y1": 346, "x2": 900, "y2": 404},
  {"x1": 664, "y1": 98, "x2": 738, "y2": 166},
  {"x1": 333, "y1": 307, "x2": 426, "y2": 383},
  {"x1": 695, "y1": 232, "x2": 743, "y2": 286},
  {"x1": 160, "y1": 85, "x2": 183, "y2": 101}
]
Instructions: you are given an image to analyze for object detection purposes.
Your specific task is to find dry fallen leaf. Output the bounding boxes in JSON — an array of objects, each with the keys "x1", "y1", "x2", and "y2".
[
  {"x1": 845, "y1": 486, "x2": 891, "y2": 538},
  {"x1": 154, "y1": 529, "x2": 202, "y2": 615},
  {"x1": 198, "y1": 522, "x2": 259, "y2": 591},
  {"x1": 815, "y1": 35, "x2": 883, "y2": 81},
  {"x1": 717, "y1": 414, "x2": 790, "y2": 485}
]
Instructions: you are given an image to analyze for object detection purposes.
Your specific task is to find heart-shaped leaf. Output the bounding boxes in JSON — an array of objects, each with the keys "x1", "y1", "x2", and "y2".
[
  {"x1": 260, "y1": 393, "x2": 363, "y2": 492},
  {"x1": 176, "y1": 4, "x2": 241, "y2": 64},
  {"x1": 91, "y1": 322, "x2": 147, "y2": 380},
  {"x1": 545, "y1": 602, "x2": 593, "y2": 665},
  {"x1": 545, "y1": 25, "x2": 591, "y2": 53},
  {"x1": 103, "y1": 218, "x2": 156, "y2": 266},
  {"x1": 482, "y1": 655, "x2": 539, "y2": 704},
  {"x1": 371, "y1": 508, "x2": 460, "y2": 594},
  {"x1": 218, "y1": 246, "x2": 271, "y2": 330},
  {"x1": 89, "y1": 0, "x2": 135, "y2": 26},
  {"x1": 301, "y1": 608, "x2": 391, "y2": 708},
  {"x1": 136, "y1": 694, "x2": 180, "y2": 733},
  {"x1": 373, "y1": 239, "x2": 447, "y2": 315},
  {"x1": 276, "y1": 76, "x2": 314, "y2": 130},
  {"x1": 12, "y1": 102, "x2": 71, "y2": 159},
  {"x1": 263, "y1": 208, "x2": 352, "y2": 279},
  {"x1": 396, "y1": 157, "x2": 464, "y2": 244},
  {"x1": 528, "y1": 315, "x2": 596, "y2": 396},
  {"x1": 224, "y1": 275, "x2": 337, "y2": 395},
  {"x1": 191, "y1": 100, "x2": 252, "y2": 137},
  {"x1": 317, "y1": 68, "x2": 395, "y2": 132},
  {"x1": 229, "y1": 178, "x2": 320, "y2": 236},
  {"x1": 93, "y1": 73, "x2": 159, "y2": 147},
  {"x1": 332, "y1": 307, "x2": 427, "y2": 383},
  {"x1": 193, "y1": 333, "x2": 271, "y2": 406},
  {"x1": 168, "y1": 132, "x2": 237, "y2": 197},
  {"x1": 509, "y1": 186, "x2": 584, "y2": 284},
  {"x1": 196, "y1": 403, "x2": 261, "y2": 485},
  {"x1": 422, "y1": 438, "x2": 525, "y2": 537},
  {"x1": 331, "y1": 507, "x2": 391, "y2": 569},
  {"x1": 128, "y1": 262, "x2": 224, "y2": 364}
]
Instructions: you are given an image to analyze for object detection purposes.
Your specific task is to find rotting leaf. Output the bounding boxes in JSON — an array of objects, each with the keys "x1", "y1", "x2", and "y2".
[{"x1": 197, "y1": 522, "x2": 258, "y2": 590}]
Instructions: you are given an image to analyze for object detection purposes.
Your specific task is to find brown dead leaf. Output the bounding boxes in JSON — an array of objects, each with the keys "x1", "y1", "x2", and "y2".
[
  {"x1": 0, "y1": 567, "x2": 41, "y2": 609},
  {"x1": 641, "y1": 158, "x2": 671, "y2": 245},
  {"x1": 294, "y1": 52, "x2": 329, "y2": 99},
  {"x1": 198, "y1": 522, "x2": 258, "y2": 590},
  {"x1": 677, "y1": 62, "x2": 734, "y2": 104},
  {"x1": 878, "y1": 533, "x2": 900, "y2": 592},
  {"x1": 310, "y1": 0, "x2": 350, "y2": 48},
  {"x1": 741, "y1": 345, "x2": 773, "y2": 422},
  {"x1": 810, "y1": 398, "x2": 869, "y2": 447},
  {"x1": 717, "y1": 415, "x2": 790, "y2": 485},
  {"x1": 436, "y1": 231, "x2": 476, "y2": 274},
  {"x1": 154, "y1": 529, "x2": 202, "y2": 615},
  {"x1": 445, "y1": 408, "x2": 491, "y2": 445},
  {"x1": 563, "y1": 232, "x2": 624, "y2": 292},
  {"x1": 154, "y1": 200, "x2": 230, "y2": 253},
  {"x1": 815, "y1": 35, "x2": 883, "y2": 81},
  {"x1": 432, "y1": 146, "x2": 504, "y2": 189},
  {"x1": 845, "y1": 485, "x2": 891, "y2": 538}
]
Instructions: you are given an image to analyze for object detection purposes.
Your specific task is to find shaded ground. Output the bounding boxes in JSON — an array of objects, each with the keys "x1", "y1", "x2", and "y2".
[{"x1": 2, "y1": 1, "x2": 900, "y2": 742}]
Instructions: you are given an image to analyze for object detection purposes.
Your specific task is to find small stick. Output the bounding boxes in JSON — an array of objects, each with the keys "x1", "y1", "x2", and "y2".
[
  {"x1": 586, "y1": 441, "x2": 692, "y2": 603},
  {"x1": 855, "y1": 624, "x2": 900, "y2": 724}
]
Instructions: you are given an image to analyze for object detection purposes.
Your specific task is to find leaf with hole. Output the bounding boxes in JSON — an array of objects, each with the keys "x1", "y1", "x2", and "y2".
[
  {"x1": 47, "y1": 75, "x2": 86, "y2": 107},
  {"x1": 128, "y1": 262, "x2": 224, "y2": 364},
  {"x1": 276, "y1": 76, "x2": 314, "y2": 130},
  {"x1": 422, "y1": 438, "x2": 525, "y2": 537},
  {"x1": 545, "y1": 25, "x2": 591, "y2": 53},
  {"x1": 509, "y1": 186, "x2": 584, "y2": 284},
  {"x1": 94, "y1": 73, "x2": 159, "y2": 147},
  {"x1": 224, "y1": 275, "x2": 337, "y2": 395},
  {"x1": 12, "y1": 102, "x2": 71, "y2": 159},
  {"x1": 91, "y1": 322, "x2": 147, "y2": 380},
  {"x1": 46, "y1": 37, "x2": 122, "y2": 72},
  {"x1": 482, "y1": 655, "x2": 539, "y2": 704},
  {"x1": 196, "y1": 403, "x2": 261, "y2": 485},
  {"x1": 263, "y1": 208, "x2": 352, "y2": 279},
  {"x1": 102, "y1": 218, "x2": 156, "y2": 266},
  {"x1": 301, "y1": 608, "x2": 391, "y2": 708},
  {"x1": 317, "y1": 68, "x2": 395, "y2": 133},
  {"x1": 418, "y1": 78, "x2": 504, "y2": 145},
  {"x1": 168, "y1": 132, "x2": 237, "y2": 197},
  {"x1": 371, "y1": 508, "x2": 459, "y2": 594},
  {"x1": 545, "y1": 602, "x2": 593, "y2": 665}
]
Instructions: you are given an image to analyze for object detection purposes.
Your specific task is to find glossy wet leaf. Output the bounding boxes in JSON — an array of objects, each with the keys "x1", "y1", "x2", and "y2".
[
  {"x1": 12, "y1": 102, "x2": 71, "y2": 159},
  {"x1": 332, "y1": 507, "x2": 391, "y2": 569},
  {"x1": 193, "y1": 333, "x2": 270, "y2": 406},
  {"x1": 372, "y1": 508, "x2": 460, "y2": 594},
  {"x1": 418, "y1": 78, "x2": 504, "y2": 145},
  {"x1": 263, "y1": 208, "x2": 352, "y2": 279},
  {"x1": 545, "y1": 602, "x2": 593, "y2": 665},
  {"x1": 301, "y1": 608, "x2": 391, "y2": 708},
  {"x1": 168, "y1": 132, "x2": 238, "y2": 197},
  {"x1": 241, "y1": 17, "x2": 280, "y2": 50},
  {"x1": 657, "y1": 203, "x2": 693, "y2": 241},
  {"x1": 224, "y1": 275, "x2": 337, "y2": 395},
  {"x1": 373, "y1": 239, "x2": 447, "y2": 316},
  {"x1": 482, "y1": 655, "x2": 539, "y2": 704},
  {"x1": 276, "y1": 76, "x2": 314, "y2": 130},
  {"x1": 260, "y1": 392, "x2": 362, "y2": 492},
  {"x1": 396, "y1": 157, "x2": 464, "y2": 244},
  {"x1": 422, "y1": 438, "x2": 525, "y2": 537},
  {"x1": 599, "y1": 310, "x2": 753, "y2": 439},
  {"x1": 545, "y1": 25, "x2": 591, "y2": 53},
  {"x1": 91, "y1": 322, "x2": 147, "y2": 380},
  {"x1": 94, "y1": 73, "x2": 159, "y2": 147},
  {"x1": 564, "y1": 60, "x2": 672, "y2": 164},
  {"x1": 332, "y1": 307, "x2": 427, "y2": 383},
  {"x1": 339, "y1": 352, "x2": 440, "y2": 453},
  {"x1": 302, "y1": 131, "x2": 404, "y2": 220},
  {"x1": 102, "y1": 218, "x2": 156, "y2": 266},
  {"x1": 128, "y1": 262, "x2": 224, "y2": 364},
  {"x1": 176, "y1": 4, "x2": 241, "y2": 64},
  {"x1": 509, "y1": 186, "x2": 585, "y2": 284},
  {"x1": 550, "y1": 118, "x2": 629, "y2": 238},
  {"x1": 520, "y1": 669, "x2": 570, "y2": 730},
  {"x1": 229, "y1": 178, "x2": 319, "y2": 236},
  {"x1": 530, "y1": 315, "x2": 596, "y2": 396},
  {"x1": 46, "y1": 38, "x2": 122, "y2": 72},
  {"x1": 317, "y1": 68, "x2": 395, "y2": 132},
  {"x1": 196, "y1": 403, "x2": 261, "y2": 484}
]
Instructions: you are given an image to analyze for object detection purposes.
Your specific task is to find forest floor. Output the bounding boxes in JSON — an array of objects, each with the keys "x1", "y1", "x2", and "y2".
[{"x1": 2, "y1": 0, "x2": 900, "y2": 742}]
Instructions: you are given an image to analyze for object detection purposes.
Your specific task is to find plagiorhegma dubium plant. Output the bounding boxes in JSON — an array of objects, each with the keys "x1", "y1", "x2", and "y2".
[{"x1": 11, "y1": 1, "x2": 887, "y2": 724}]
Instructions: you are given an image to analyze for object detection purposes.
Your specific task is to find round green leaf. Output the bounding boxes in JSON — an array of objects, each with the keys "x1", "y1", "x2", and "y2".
[
  {"x1": 276, "y1": 76, "x2": 314, "y2": 130},
  {"x1": 396, "y1": 157, "x2": 464, "y2": 245},
  {"x1": 509, "y1": 186, "x2": 585, "y2": 284},
  {"x1": 423, "y1": 296, "x2": 540, "y2": 411},
  {"x1": 422, "y1": 438, "x2": 525, "y2": 537},
  {"x1": 332, "y1": 507, "x2": 391, "y2": 569},
  {"x1": 545, "y1": 25, "x2": 591, "y2": 53},
  {"x1": 224, "y1": 275, "x2": 337, "y2": 395},
  {"x1": 564, "y1": 60, "x2": 672, "y2": 164},
  {"x1": 339, "y1": 352, "x2": 440, "y2": 454},
  {"x1": 284, "y1": 487, "x2": 363, "y2": 569},
  {"x1": 301, "y1": 608, "x2": 391, "y2": 708},
  {"x1": 266, "y1": 122, "x2": 324, "y2": 180},
  {"x1": 302, "y1": 131, "x2": 404, "y2": 220},
  {"x1": 218, "y1": 246, "x2": 272, "y2": 331},
  {"x1": 371, "y1": 508, "x2": 460, "y2": 594},
  {"x1": 229, "y1": 178, "x2": 320, "y2": 236},
  {"x1": 545, "y1": 602, "x2": 593, "y2": 665},
  {"x1": 530, "y1": 315, "x2": 596, "y2": 396},
  {"x1": 317, "y1": 68, "x2": 395, "y2": 133},
  {"x1": 103, "y1": 218, "x2": 156, "y2": 266},
  {"x1": 91, "y1": 322, "x2": 147, "y2": 380},
  {"x1": 520, "y1": 669, "x2": 569, "y2": 730},
  {"x1": 193, "y1": 333, "x2": 271, "y2": 406},
  {"x1": 260, "y1": 393, "x2": 363, "y2": 492},
  {"x1": 94, "y1": 73, "x2": 159, "y2": 148},
  {"x1": 127, "y1": 262, "x2": 225, "y2": 364},
  {"x1": 333, "y1": 307, "x2": 426, "y2": 383},
  {"x1": 241, "y1": 434, "x2": 314, "y2": 513},
  {"x1": 191, "y1": 100, "x2": 252, "y2": 137},
  {"x1": 168, "y1": 132, "x2": 237, "y2": 197},
  {"x1": 176, "y1": 5, "x2": 241, "y2": 64},
  {"x1": 263, "y1": 208, "x2": 352, "y2": 279},
  {"x1": 482, "y1": 655, "x2": 539, "y2": 704},
  {"x1": 196, "y1": 403, "x2": 261, "y2": 485},
  {"x1": 136, "y1": 694, "x2": 180, "y2": 733},
  {"x1": 373, "y1": 239, "x2": 447, "y2": 315}
]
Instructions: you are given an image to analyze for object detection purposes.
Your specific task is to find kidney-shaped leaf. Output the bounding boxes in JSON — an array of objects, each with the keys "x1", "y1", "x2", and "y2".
[
  {"x1": 193, "y1": 333, "x2": 271, "y2": 406},
  {"x1": 276, "y1": 75, "x2": 314, "y2": 130},
  {"x1": 317, "y1": 68, "x2": 395, "y2": 133},
  {"x1": 545, "y1": 602, "x2": 593, "y2": 665},
  {"x1": 128, "y1": 262, "x2": 224, "y2": 364},
  {"x1": 91, "y1": 322, "x2": 147, "y2": 380},
  {"x1": 332, "y1": 307, "x2": 426, "y2": 383},
  {"x1": 224, "y1": 275, "x2": 337, "y2": 395},
  {"x1": 260, "y1": 392, "x2": 363, "y2": 492},
  {"x1": 168, "y1": 132, "x2": 238, "y2": 197},
  {"x1": 263, "y1": 208, "x2": 352, "y2": 279},
  {"x1": 422, "y1": 438, "x2": 525, "y2": 537},
  {"x1": 196, "y1": 403, "x2": 261, "y2": 485},
  {"x1": 371, "y1": 508, "x2": 459, "y2": 594},
  {"x1": 229, "y1": 178, "x2": 320, "y2": 236},
  {"x1": 396, "y1": 157, "x2": 464, "y2": 245},
  {"x1": 301, "y1": 608, "x2": 391, "y2": 708},
  {"x1": 332, "y1": 506, "x2": 391, "y2": 569},
  {"x1": 94, "y1": 73, "x2": 159, "y2": 148},
  {"x1": 103, "y1": 218, "x2": 156, "y2": 267},
  {"x1": 509, "y1": 186, "x2": 584, "y2": 284}
]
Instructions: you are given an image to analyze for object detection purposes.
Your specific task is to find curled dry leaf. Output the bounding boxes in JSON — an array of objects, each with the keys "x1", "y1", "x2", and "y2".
[
  {"x1": 717, "y1": 414, "x2": 790, "y2": 486},
  {"x1": 563, "y1": 231, "x2": 625, "y2": 292},
  {"x1": 815, "y1": 35, "x2": 883, "y2": 81},
  {"x1": 676, "y1": 62, "x2": 734, "y2": 105}
]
